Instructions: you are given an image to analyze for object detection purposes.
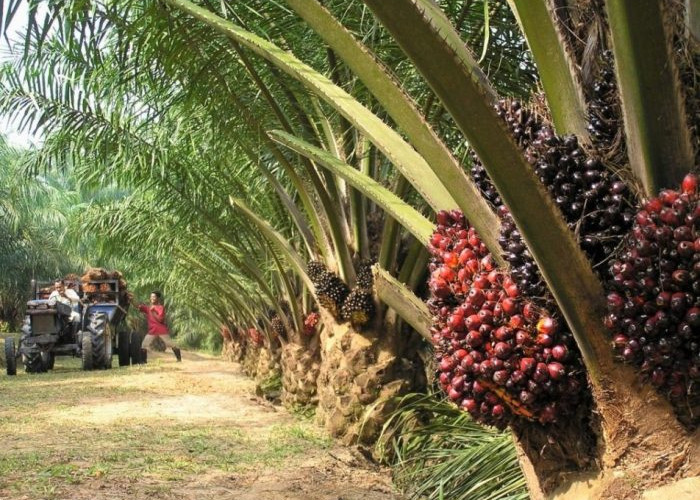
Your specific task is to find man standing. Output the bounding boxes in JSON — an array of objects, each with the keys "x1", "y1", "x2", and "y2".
[{"x1": 135, "y1": 291, "x2": 181, "y2": 362}]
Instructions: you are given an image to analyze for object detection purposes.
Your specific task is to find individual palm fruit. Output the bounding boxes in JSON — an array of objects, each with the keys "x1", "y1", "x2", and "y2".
[
  {"x1": 340, "y1": 289, "x2": 375, "y2": 327},
  {"x1": 428, "y1": 210, "x2": 588, "y2": 428},
  {"x1": 605, "y1": 173, "x2": 700, "y2": 427}
]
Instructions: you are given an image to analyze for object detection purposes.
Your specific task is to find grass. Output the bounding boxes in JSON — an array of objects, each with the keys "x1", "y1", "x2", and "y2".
[{"x1": 0, "y1": 351, "x2": 333, "y2": 499}]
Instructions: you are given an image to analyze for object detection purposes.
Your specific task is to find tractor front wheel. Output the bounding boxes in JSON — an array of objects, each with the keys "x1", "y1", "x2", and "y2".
[
  {"x1": 23, "y1": 350, "x2": 45, "y2": 374},
  {"x1": 88, "y1": 313, "x2": 112, "y2": 370},
  {"x1": 81, "y1": 334, "x2": 93, "y2": 370},
  {"x1": 4, "y1": 337, "x2": 17, "y2": 376}
]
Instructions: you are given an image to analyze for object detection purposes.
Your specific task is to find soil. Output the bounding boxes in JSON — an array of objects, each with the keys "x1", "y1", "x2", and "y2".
[{"x1": 0, "y1": 349, "x2": 402, "y2": 500}]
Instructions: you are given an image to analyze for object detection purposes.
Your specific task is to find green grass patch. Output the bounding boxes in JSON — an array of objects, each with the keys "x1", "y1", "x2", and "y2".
[{"x1": 0, "y1": 358, "x2": 336, "y2": 499}]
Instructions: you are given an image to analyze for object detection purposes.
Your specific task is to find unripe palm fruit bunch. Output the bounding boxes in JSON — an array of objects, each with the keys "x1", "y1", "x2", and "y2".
[
  {"x1": 472, "y1": 99, "x2": 636, "y2": 300},
  {"x1": 340, "y1": 289, "x2": 375, "y2": 328},
  {"x1": 605, "y1": 173, "x2": 700, "y2": 427},
  {"x1": 428, "y1": 210, "x2": 587, "y2": 428},
  {"x1": 271, "y1": 316, "x2": 286, "y2": 340},
  {"x1": 307, "y1": 261, "x2": 349, "y2": 319}
]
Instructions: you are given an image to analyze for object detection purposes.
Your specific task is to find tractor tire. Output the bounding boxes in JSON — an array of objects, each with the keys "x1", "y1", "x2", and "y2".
[
  {"x1": 130, "y1": 331, "x2": 146, "y2": 365},
  {"x1": 23, "y1": 350, "x2": 45, "y2": 374},
  {"x1": 88, "y1": 313, "x2": 112, "y2": 370},
  {"x1": 117, "y1": 330, "x2": 130, "y2": 367},
  {"x1": 5, "y1": 337, "x2": 17, "y2": 376},
  {"x1": 41, "y1": 351, "x2": 55, "y2": 371},
  {"x1": 81, "y1": 334, "x2": 93, "y2": 370}
]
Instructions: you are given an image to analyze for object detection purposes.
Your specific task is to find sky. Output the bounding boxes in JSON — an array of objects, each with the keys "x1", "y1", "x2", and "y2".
[{"x1": 0, "y1": 1, "x2": 40, "y2": 148}]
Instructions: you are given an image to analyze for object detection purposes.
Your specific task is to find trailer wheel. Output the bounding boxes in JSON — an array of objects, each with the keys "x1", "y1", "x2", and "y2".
[
  {"x1": 130, "y1": 331, "x2": 146, "y2": 365},
  {"x1": 117, "y1": 330, "x2": 130, "y2": 367},
  {"x1": 23, "y1": 350, "x2": 45, "y2": 374},
  {"x1": 81, "y1": 334, "x2": 93, "y2": 370},
  {"x1": 4, "y1": 337, "x2": 16, "y2": 376},
  {"x1": 88, "y1": 313, "x2": 112, "y2": 370}
]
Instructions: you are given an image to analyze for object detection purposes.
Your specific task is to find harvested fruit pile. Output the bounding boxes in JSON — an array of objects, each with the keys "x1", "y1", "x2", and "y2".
[
  {"x1": 605, "y1": 174, "x2": 700, "y2": 425},
  {"x1": 428, "y1": 210, "x2": 587, "y2": 427},
  {"x1": 80, "y1": 267, "x2": 131, "y2": 305}
]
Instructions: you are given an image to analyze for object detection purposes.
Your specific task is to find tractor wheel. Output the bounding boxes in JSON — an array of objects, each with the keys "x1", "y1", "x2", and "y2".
[
  {"x1": 130, "y1": 331, "x2": 146, "y2": 365},
  {"x1": 41, "y1": 351, "x2": 55, "y2": 371},
  {"x1": 88, "y1": 313, "x2": 112, "y2": 370},
  {"x1": 117, "y1": 330, "x2": 130, "y2": 367},
  {"x1": 5, "y1": 337, "x2": 17, "y2": 376},
  {"x1": 23, "y1": 350, "x2": 45, "y2": 374},
  {"x1": 81, "y1": 334, "x2": 93, "y2": 370}
]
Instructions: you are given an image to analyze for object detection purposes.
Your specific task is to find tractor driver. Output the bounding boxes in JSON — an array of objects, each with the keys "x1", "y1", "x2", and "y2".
[{"x1": 48, "y1": 280, "x2": 81, "y2": 327}]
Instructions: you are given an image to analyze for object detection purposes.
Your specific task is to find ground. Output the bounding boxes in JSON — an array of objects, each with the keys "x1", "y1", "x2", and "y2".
[{"x1": 0, "y1": 348, "x2": 402, "y2": 500}]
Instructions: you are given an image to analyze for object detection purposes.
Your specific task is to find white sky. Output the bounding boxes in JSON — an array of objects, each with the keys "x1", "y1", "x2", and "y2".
[{"x1": 0, "y1": 1, "x2": 41, "y2": 148}]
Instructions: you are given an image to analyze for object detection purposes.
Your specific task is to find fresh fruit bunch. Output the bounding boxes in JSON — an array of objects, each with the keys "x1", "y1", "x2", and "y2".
[
  {"x1": 428, "y1": 211, "x2": 587, "y2": 427},
  {"x1": 303, "y1": 312, "x2": 320, "y2": 335},
  {"x1": 340, "y1": 289, "x2": 375, "y2": 328},
  {"x1": 307, "y1": 261, "x2": 350, "y2": 318},
  {"x1": 471, "y1": 99, "x2": 636, "y2": 298},
  {"x1": 356, "y1": 259, "x2": 375, "y2": 290},
  {"x1": 427, "y1": 209, "x2": 492, "y2": 307},
  {"x1": 605, "y1": 173, "x2": 699, "y2": 425},
  {"x1": 271, "y1": 316, "x2": 286, "y2": 340},
  {"x1": 587, "y1": 51, "x2": 621, "y2": 146},
  {"x1": 248, "y1": 328, "x2": 264, "y2": 346}
]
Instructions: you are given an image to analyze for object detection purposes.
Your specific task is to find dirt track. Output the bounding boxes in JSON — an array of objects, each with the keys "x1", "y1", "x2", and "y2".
[{"x1": 0, "y1": 350, "x2": 401, "y2": 500}]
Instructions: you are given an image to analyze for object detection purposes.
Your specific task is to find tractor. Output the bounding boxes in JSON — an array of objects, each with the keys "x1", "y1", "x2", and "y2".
[{"x1": 4, "y1": 278, "x2": 146, "y2": 375}]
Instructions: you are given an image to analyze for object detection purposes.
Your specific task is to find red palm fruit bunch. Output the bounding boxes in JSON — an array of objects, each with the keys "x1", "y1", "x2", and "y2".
[
  {"x1": 605, "y1": 173, "x2": 700, "y2": 426},
  {"x1": 248, "y1": 328, "x2": 264, "y2": 347},
  {"x1": 303, "y1": 312, "x2": 320, "y2": 336},
  {"x1": 428, "y1": 211, "x2": 587, "y2": 428}
]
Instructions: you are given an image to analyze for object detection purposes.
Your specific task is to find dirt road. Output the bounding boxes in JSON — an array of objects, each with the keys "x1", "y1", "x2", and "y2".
[{"x1": 0, "y1": 350, "x2": 401, "y2": 500}]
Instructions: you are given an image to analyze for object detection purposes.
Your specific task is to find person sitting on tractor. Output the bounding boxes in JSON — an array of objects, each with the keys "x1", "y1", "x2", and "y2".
[{"x1": 47, "y1": 279, "x2": 81, "y2": 331}]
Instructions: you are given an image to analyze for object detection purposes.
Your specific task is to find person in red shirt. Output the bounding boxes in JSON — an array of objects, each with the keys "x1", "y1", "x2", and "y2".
[{"x1": 134, "y1": 291, "x2": 181, "y2": 362}]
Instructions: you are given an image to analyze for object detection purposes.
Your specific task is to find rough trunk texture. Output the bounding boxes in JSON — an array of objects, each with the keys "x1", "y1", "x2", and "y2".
[
  {"x1": 315, "y1": 311, "x2": 426, "y2": 445},
  {"x1": 241, "y1": 343, "x2": 261, "y2": 378},
  {"x1": 280, "y1": 335, "x2": 321, "y2": 407},
  {"x1": 254, "y1": 344, "x2": 281, "y2": 386},
  {"x1": 221, "y1": 337, "x2": 245, "y2": 363}
]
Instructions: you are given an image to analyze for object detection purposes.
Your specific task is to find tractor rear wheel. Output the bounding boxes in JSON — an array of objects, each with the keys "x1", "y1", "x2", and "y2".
[
  {"x1": 81, "y1": 334, "x2": 93, "y2": 370},
  {"x1": 117, "y1": 330, "x2": 130, "y2": 366},
  {"x1": 4, "y1": 337, "x2": 16, "y2": 376},
  {"x1": 88, "y1": 313, "x2": 112, "y2": 370}
]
